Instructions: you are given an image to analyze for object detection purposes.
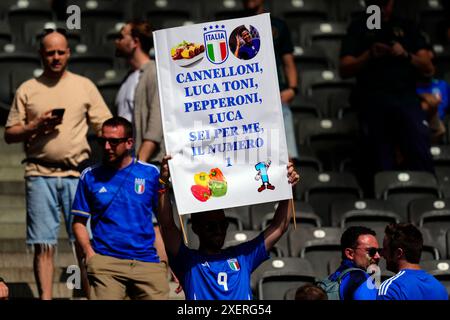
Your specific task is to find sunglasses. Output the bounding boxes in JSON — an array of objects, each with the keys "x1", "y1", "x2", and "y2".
[
  {"x1": 354, "y1": 247, "x2": 383, "y2": 257},
  {"x1": 204, "y1": 220, "x2": 229, "y2": 232},
  {"x1": 98, "y1": 137, "x2": 129, "y2": 147}
]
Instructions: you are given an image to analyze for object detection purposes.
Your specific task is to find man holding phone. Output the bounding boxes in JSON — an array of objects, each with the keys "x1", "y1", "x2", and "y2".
[{"x1": 3, "y1": 29, "x2": 112, "y2": 299}]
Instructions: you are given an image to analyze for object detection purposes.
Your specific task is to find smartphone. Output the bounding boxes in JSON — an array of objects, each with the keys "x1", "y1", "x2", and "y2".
[{"x1": 52, "y1": 108, "x2": 65, "y2": 118}]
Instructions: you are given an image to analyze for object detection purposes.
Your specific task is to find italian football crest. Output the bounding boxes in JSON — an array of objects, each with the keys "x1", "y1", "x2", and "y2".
[
  {"x1": 204, "y1": 25, "x2": 228, "y2": 64},
  {"x1": 134, "y1": 178, "x2": 145, "y2": 194},
  {"x1": 227, "y1": 258, "x2": 240, "y2": 271}
]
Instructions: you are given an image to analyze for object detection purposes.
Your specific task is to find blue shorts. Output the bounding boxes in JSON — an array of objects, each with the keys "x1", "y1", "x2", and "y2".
[{"x1": 26, "y1": 176, "x2": 81, "y2": 245}]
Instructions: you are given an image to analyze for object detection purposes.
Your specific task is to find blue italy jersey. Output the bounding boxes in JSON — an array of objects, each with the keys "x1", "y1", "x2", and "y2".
[
  {"x1": 171, "y1": 233, "x2": 269, "y2": 300},
  {"x1": 71, "y1": 158, "x2": 160, "y2": 262},
  {"x1": 417, "y1": 79, "x2": 449, "y2": 119},
  {"x1": 329, "y1": 259, "x2": 377, "y2": 300},
  {"x1": 377, "y1": 269, "x2": 448, "y2": 300}
]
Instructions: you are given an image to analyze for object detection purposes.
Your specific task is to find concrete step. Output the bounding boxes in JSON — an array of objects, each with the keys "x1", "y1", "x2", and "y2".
[
  {"x1": 0, "y1": 153, "x2": 26, "y2": 167},
  {"x1": 0, "y1": 222, "x2": 70, "y2": 239},
  {"x1": 0, "y1": 181, "x2": 25, "y2": 195},
  {"x1": 0, "y1": 195, "x2": 26, "y2": 208},
  {"x1": 0, "y1": 207, "x2": 26, "y2": 223},
  {"x1": 0, "y1": 252, "x2": 77, "y2": 268},
  {"x1": 0, "y1": 238, "x2": 74, "y2": 253},
  {"x1": 0, "y1": 266, "x2": 73, "y2": 283},
  {"x1": 8, "y1": 282, "x2": 77, "y2": 299},
  {"x1": 0, "y1": 167, "x2": 24, "y2": 181}
]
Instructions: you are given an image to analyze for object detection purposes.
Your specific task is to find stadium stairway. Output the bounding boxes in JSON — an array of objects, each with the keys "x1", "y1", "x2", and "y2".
[{"x1": 0, "y1": 127, "x2": 184, "y2": 299}]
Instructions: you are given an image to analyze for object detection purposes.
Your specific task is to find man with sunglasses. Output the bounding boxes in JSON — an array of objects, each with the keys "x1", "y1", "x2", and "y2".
[
  {"x1": 324, "y1": 226, "x2": 381, "y2": 300},
  {"x1": 377, "y1": 223, "x2": 448, "y2": 300},
  {"x1": 4, "y1": 29, "x2": 111, "y2": 299},
  {"x1": 71, "y1": 117, "x2": 169, "y2": 300},
  {"x1": 156, "y1": 156, "x2": 299, "y2": 300}
]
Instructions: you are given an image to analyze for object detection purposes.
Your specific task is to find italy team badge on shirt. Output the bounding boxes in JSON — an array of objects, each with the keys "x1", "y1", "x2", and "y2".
[
  {"x1": 227, "y1": 258, "x2": 240, "y2": 271},
  {"x1": 134, "y1": 178, "x2": 145, "y2": 194}
]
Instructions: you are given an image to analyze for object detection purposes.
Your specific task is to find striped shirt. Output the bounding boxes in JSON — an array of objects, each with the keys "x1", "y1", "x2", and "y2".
[{"x1": 377, "y1": 269, "x2": 448, "y2": 300}]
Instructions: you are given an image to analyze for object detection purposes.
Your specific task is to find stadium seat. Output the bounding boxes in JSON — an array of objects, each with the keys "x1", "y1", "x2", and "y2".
[
  {"x1": 69, "y1": 44, "x2": 114, "y2": 81},
  {"x1": 335, "y1": 0, "x2": 366, "y2": 22},
  {"x1": 0, "y1": 43, "x2": 41, "y2": 81},
  {"x1": 271, "y1": 0, "x2": 329, "y2": 45},
  {"x1": 0, "y1": 20, "x2": 12, "y2": 49},
  {"x1": 294, "y1": 167, "x2": 320, "y2": 200},
  {"x1": 432, "y1": 44, "x2": 450, "y2": 79},
  {"x1": 22, "y1": 21, "x2": 82, "y2": 49},
  {"x1": 409, "y1": 198, "x2": 450, "y2": 258},
  {"x1": 95, "y1": 69, "x2": 128, "y2": 115},
  {"x1": 10, "y1": 66, "x2": 43, "y2": 93},
  {"x1": 296, "y1": 145, "x2": 324, "y2": 172},
  {"x1": 300, "y1": 70, "x2": 355, "y2": 113},
  {"x1": 0, "y1": 68, "x2": 11, "y2": 124},
  {"x1": 374, "y1": 171, "x2": 442, "y2": 222},
  {"x1": 7, "y1": 0, "x2": 54, "y2": 43},
  {"x1": 224, "y1": 230, "x2": 282, "y2": 257},
  {"x1": 289, "y1": 227, "x2": 342, "y2": 278},
  {"x1": 447, "y1": 229, "x2": 450, "y2": 258},
  {"x1": 295, "y1": 117, "x2": 360, "y2": 171},
  {"x1": 200, "y1": 0, "x2": 244, "y2": 21},
  {"x1": 94, "y1": 20, "x2": 125, "y2": 46},
  {"x1": 252, "y1": 257, "x2": 317, "y2": 300},
  {"x1": 416, "y1": 0, "x2": 446, "y2": 44},
  {"x1": 0, "y1": 1, "x2": 20, "y2": 20},
  {"x1": 293, "y1": 45, "x2": 331, "y2": 74},
  {"x1": 330, "y1": 198, "x2": 401, "y2": 229},
  {"x1": 290, "y1": 96, "x2": 322, "y2": 122},
  {"x1": 299, "y1": 22, "x2": 347, "y2": 68},
  {"x1": 298, "y1": 171, "x2": 363, "y2": 225},
  {"x1": 327, "y1": 91, "x2": 354, "y2": 120},
  {"x1": 69, "y1": 0, "x2": 125, "y2": 44},
  {"x1": 419, "y1": 227, "x2": 442, "y2": 260},
  {"x1": 431, "y1": 145, "x2": 450, "y2": 169},
  {"x1": 420, "y1": 259, "x2": 450, "y2": 295},
  {"x1": 135, "y1": 0, "x2": 200, "y2": 30}
]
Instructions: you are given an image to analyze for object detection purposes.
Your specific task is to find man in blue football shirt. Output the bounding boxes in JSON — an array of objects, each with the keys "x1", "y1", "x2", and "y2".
[
  {"x1": 71, "y1": 117, "x2": 169, "y2": 299},
  {"x1": 323, "y1": 226, "x2": 381, "y2": 300},
  {"x1": 157, "y1": 156, "x2": 299, "y2": 300},
  {"x1": 377, "y1": 223, "x2": 448, "y2": 300}
]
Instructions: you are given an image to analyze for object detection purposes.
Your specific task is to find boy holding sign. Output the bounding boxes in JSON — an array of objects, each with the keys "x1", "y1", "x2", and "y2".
[{"x1": 157, "y1": 156, "x2": 299, "y2": 300}]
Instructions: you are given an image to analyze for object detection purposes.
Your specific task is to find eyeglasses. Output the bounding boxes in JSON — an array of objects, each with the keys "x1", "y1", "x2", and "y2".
[
  {"x1": 204, "y1": 220, "x2": 229, "y2": 232},
  {"x1": 354, "y1": 247, "x2": 383, "y2": 257},
  {"x1": 98, "y1": 137, "x2": 129, "y2": 147}
]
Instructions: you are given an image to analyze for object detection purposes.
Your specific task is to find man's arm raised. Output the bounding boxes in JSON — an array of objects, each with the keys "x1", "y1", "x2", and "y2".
[
  {"x1": 157, "y1": 155, "x2": 183, "y2": 257},
  {"x1": 263, "y1": 162, "x2": 299, "y2": 251}
]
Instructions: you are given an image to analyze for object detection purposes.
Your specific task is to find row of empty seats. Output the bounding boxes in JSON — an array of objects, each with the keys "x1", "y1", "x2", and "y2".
[{"x1": 251, "y1": 256, "x2": 450, "y2": 299}]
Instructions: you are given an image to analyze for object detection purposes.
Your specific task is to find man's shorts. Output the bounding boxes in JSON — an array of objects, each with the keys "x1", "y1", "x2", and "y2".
[{"x1": 26, "y1": 176, "x2": 80, "y2": 245}]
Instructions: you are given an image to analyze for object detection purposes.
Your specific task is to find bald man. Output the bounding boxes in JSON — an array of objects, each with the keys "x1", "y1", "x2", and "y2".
[{"x1": 4, "y1": 30, "x2": 112, "y2": 299}]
